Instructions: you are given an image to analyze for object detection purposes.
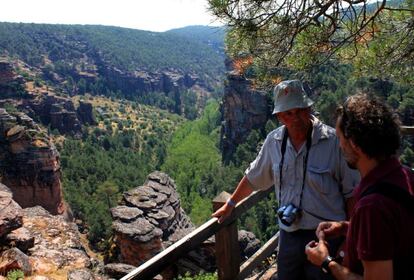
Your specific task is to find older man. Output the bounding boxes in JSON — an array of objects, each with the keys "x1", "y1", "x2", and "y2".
[
  {"x1": 305, "y1": 94, "x2": 414, "y2": 279},
  {"x1": 213, "y1": 80, "x2": 359, "y2": 280}
]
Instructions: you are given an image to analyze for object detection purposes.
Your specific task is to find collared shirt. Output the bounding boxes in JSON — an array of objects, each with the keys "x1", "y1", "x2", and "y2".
[
  {"x1": 345, "y1": 157, "x2": 414, "y2": 278},
  {"x1": 245, "y1": 116, "x2": 359, "y2": 232}
]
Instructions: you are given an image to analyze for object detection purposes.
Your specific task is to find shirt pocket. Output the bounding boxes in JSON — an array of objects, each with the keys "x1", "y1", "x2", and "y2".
[{"x1": 307, "y1": 166, "x2": 335, "y2": 194}]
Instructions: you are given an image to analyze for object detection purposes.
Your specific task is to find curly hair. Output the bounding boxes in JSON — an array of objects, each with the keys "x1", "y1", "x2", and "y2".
[{"x1": 337, "y1": 93, "x2": 401, "y2": 160}]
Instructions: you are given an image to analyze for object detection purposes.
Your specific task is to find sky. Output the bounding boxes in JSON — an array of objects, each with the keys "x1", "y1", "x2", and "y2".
[{"x1": 0, "y1": 0, "x2": 222, "y2": 32}]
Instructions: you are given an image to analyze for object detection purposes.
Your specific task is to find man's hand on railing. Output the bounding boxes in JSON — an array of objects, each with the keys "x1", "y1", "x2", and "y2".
[{"x1": 212, "y1": 199, "x2": 235, "y2": 223}]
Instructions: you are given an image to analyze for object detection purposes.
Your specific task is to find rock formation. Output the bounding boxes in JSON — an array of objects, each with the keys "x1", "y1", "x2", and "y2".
[
  {"x1": 220, "y1": 71, "x2": 271, "y2": 163},
  {"x1": 0, "y1": 183, "x2": 105, "y2": 279},
  {"x1": 100, "y1": 65, "x2": 209, "y2": 97},
  {"x1": 0, "y1": 59, "x2": 19, "y2": 85},
  {"x1": 0, "y1": 58, "x2": 26, "y2": 98},
  {"x1": 110, "y1": 171, "x2": 193, "y2": 267},
  {"x1": 99, "y1": 66, "x2": 212, "y2": 115},
  {"x1": 0, "y1": 183, "x2": 23, "y2": 238},
  {"x1": 77, "y1": 100, "x2": 96, "y2": 125},
  {"x1": 0, "y1": 109, "x2": 64, "y2": 215},
  {"x1": 110, "y1": 171, "x2": 261, "y2": 279},
  {"x1": 21, "y1": 95, "x2": 83, "y2": 137},
  {"x1": 1, "y1": 59, "x2": 94, "y2": 136}
]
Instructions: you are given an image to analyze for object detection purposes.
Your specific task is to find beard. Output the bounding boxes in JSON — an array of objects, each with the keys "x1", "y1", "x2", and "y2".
[{"x1": 344, "y1": 152, "x2": 358, "y2": 170}]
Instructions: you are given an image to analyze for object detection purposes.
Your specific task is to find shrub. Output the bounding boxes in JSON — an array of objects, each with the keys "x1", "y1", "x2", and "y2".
[{"x1": 7, "y1": 269, "x2": 24, "y2": 280}]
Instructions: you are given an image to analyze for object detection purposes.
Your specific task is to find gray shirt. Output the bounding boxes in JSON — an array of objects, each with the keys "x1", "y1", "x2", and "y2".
[{"x1": 245, "y1": 116, "x2": 360, "y2": 232}]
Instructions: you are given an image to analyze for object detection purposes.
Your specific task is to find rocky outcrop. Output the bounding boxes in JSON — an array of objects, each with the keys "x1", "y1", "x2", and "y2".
[
  {"x1": 0, "y1": 58, "x2": 26, "y2": 98},
  {"x1": 110, "y1": 171, "x2": 261, "y2": 279},
  {"x1": 0, "y1": 59, "x2": 93, "y2": 136},
  {"x1": 0, "y1": 183, "x2": 23, "y2": 238},
  {"x1": 0, "y1": 184, "x2": 105, "y2": 279},
  {"x1": 101, "y1": 66, "x2": 208, "y2": 96},
  {"x1": 0, "y1": 109, "x2": 64, "y2": 215},
  {"x1": 21, "y1": 95, "x2": 83, "y2": 136},
  {"x1": 99, "y1": 65, "x2": 212, "y2": 115},
  {"x1": 0, "y1": 59, "x2": 18, "y2": 84},
  {"x1": 110, "y1": 171, "x2": 193, "y2": 267},
  {"x1": 220, "y1": 72, "x2": 271, "y2": 163},
  {"x1": 77, "y1": 100, "x2": 96, "y2": 125},
  {"x1": 22, "y1": 206, "x2": 91, "y2": 276}
]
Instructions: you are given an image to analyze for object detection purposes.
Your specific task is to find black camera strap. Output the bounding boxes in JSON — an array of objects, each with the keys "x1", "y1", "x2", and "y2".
[
  {"x1": 278, "y1": 125, "x2": 312, "y2": 207},
  {"x1": 278, "y1": 128, "x2": 289, "y2": 207}
]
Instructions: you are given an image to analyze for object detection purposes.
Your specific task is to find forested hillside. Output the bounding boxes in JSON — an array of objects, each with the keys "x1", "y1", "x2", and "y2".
[
  {"x1": 166, "y1": 25, "x2": 226, "y2": 55},
  {"x1": 0, "y1": 23, "x2": 224, "y2": 75},
  {"x1": 0, "y1": 23, "x2": 225, "y2": 116},
  {"x1": 59, "y1": 95, "x2": 185, "y2": 248}
]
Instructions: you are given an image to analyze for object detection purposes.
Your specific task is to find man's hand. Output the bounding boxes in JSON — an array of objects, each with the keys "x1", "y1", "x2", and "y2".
[
  {"x1": 316, "y1": 221, "x2": 348, "y2": 240},
  {"x1": 305, "y1": 231, "x2": 330, "y2": 266},
  {"x1": 211, "y1": 202, "x2": 234, "y2": 224}
]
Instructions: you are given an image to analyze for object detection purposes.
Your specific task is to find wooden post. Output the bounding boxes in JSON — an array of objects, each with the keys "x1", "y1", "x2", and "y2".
[{"x1": 213, "y1": 191, "x2": 241, "y2": 280}]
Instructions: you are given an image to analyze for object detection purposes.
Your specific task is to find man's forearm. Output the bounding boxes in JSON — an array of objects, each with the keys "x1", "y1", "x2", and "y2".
[{"x1": 229, "y1": 175, "x2": 254, "y2": 204}]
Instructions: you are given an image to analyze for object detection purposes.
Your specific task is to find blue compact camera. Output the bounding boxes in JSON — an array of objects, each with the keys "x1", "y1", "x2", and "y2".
[{"x1": 277, "y1": 203, "x2": 301, "y2": 226}]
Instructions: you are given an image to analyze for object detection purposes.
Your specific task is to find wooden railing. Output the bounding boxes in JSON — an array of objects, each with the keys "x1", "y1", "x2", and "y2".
[
  {"x1": 120, "y1": 187, "x2": 276, "y2": 280},
  {"x1": 401, "y1": 126, "x2": 414, "y2": 135},
  {"x1": 121, "y1": 126, "x2": 414, "y2": 280}
]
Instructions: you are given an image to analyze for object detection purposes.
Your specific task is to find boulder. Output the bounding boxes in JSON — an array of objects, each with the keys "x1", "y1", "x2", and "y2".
[
  {"x1": 0, "y1": 248, "x2": 32, "y2": 276},
  {"x1": 5, "y1": 227, "x2": 35, "y2": 253}
]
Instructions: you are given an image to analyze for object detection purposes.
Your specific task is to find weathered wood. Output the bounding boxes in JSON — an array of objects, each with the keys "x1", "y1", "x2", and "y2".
[
  {"x1": 120, "y1": 188, "x2": 274, "y2": 280},
  {"x1": 401, "y1": 126, "x2": 414, "y2": 135},
  {"x1": 213, "y1": 192, "x2": 240, "y2": 280},
  {"x1": 239, "y1": 231, "x2": 280, "y2": 280}
]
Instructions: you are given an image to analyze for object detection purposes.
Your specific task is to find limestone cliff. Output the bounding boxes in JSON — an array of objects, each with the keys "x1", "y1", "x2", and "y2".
[
  {"x1": 220, "y1": 72, "x2": 271, "y2": 163},
  {"x1": 0, "y1": 109, "x2": 64, "y2": 215}
]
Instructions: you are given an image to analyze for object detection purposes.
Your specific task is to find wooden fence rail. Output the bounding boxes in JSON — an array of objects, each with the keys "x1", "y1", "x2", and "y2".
[
  {"x1": 401, "y1": 126, "x2": 414, "y2": 135},
  {"x1": 120, "y1": 188, "x2": 273, "y2": 280}
]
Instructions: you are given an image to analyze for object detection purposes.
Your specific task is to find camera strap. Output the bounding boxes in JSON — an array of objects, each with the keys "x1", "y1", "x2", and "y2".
[
  {"x1": 278, "y1": 125, "x2": 312, "y2": 207},
  {"x1": 278, "y1": 128, "x2": 288, "y2": 207}
]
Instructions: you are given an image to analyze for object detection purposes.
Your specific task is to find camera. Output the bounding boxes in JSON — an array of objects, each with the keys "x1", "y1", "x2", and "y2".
[{"x1": 277, "y1": 203, "x2": 301, "y2": 226}]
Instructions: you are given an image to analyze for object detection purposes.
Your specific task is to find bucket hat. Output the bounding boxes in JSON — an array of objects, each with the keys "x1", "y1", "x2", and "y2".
[{"x1": 272, "y1": 80, "x2": 314, "y2": 114}]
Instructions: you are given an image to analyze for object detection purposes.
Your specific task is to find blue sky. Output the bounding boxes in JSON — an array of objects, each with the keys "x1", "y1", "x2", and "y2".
[{"x1": 0, "y1": 0, "x2": 222, "y2": 32}]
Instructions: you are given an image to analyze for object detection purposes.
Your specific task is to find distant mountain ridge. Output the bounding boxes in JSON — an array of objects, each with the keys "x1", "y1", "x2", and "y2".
[
  {"x1": 0, "y1": 22, "x2": 225, "y2": 75},
  {"x1": 166, "y1": 25, "x2": 226, "y2": 56},
  {"x1": 0, "y1": 23, "x2": 226, "y2": 115}
]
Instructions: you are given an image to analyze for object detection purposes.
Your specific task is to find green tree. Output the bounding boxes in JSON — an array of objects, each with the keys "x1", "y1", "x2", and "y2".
[
  {"x1": 208, "y1": 0, "x2": 414, "y2": 82},
  {"x1": 95, "y1": 180, "x2": 120, "y2": 209}
]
